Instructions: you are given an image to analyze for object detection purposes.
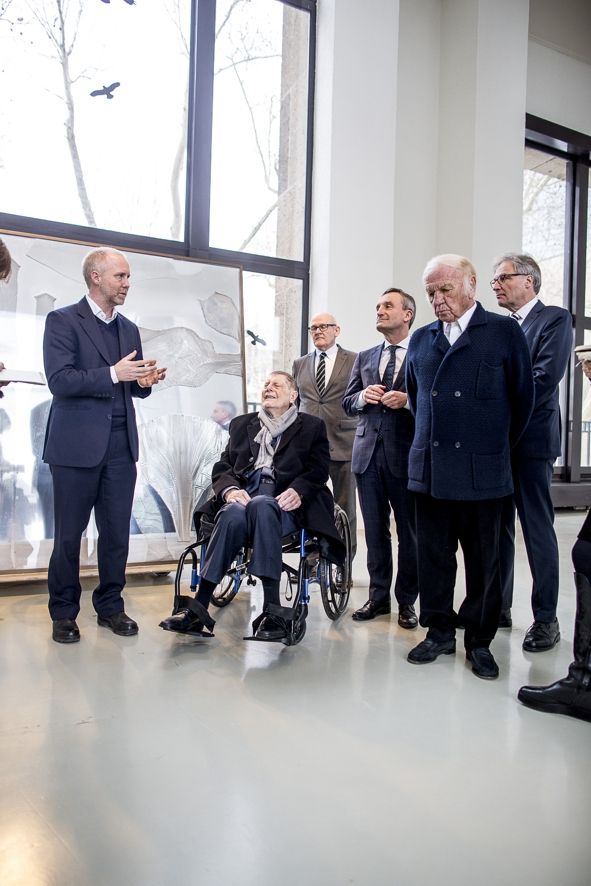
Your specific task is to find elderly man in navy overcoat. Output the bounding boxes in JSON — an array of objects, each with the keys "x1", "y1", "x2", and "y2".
[{"x1": 405, "y1": 254, "x2": 534, "y2": 680}]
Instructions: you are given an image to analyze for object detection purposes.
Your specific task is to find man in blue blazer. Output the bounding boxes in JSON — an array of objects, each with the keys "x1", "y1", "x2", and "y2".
[
  {"x1": 492, "y1": 253, "x2": 572, "y2": 650},
  {"x1": 43, "y1": 248, "x2": 166, "y2": 643},
  {"x1": 342, "y1": 289, "x2": 418, "y2": 628},
  {"x1": 405, "y1": 255, "x2": 534, "y2": 680}
]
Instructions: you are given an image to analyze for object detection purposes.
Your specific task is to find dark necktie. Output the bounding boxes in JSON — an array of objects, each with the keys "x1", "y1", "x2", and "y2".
[
  {"x1": 316, "y1": 351, "x2": 327, "y2": 394},
  {"x1": 381, "y1": 345, "x2": 397, "y2": 390}
]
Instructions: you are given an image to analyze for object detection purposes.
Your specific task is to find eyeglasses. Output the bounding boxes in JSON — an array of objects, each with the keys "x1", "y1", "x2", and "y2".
[
  {"x1": 308, "y1": 323, "x2": 337, "y2": 333},
  {"x1": 489, "y1": 273, "x2": 527, "y2": 288}
]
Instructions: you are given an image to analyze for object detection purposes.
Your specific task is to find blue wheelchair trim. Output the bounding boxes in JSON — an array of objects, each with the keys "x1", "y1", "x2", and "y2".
[{"x1": 172, "y1": 505, "x2": 352, "y2": 635}]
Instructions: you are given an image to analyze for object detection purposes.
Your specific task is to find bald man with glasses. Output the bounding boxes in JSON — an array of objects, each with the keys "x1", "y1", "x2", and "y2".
[
  {"x1": 293, "y1": 314, "x2": 358, "y2": 554},
  {"x1": 492, "y1": 253, "x2": 572, "y2": 651}
]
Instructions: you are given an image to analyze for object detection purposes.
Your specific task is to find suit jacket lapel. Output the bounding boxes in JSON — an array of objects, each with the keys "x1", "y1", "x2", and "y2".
[
  {"x1": 520, "y1": 300, "x2": 544, "y2": 335},
  {"x1": 274, "y1": 414, "x2": 301, "y2": 455},
  {"x1": 325, "y1": 347, "x2": 346, "y2": 392},
  {"x1": 76, "y1": 297, "x2": 112, "y2": 365},
  {"x1": 393, "y1": 355, "x2": 406, "y2": 391},
  {"x1": 371, "y1": 344, "x2": 383, "y2": 382}
]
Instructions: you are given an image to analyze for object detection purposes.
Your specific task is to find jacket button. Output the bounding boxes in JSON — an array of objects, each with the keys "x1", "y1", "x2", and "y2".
[
  {"x1": 454, "y1": 391, "x2": 461, "y2": 397},
  {"x1": 454, "y1": 441, "x2": 461, "y2": 448},
  {"x1": 432, "y1": 390, "x2": 438, "y2": 396},
  {"x1": 433, "y1": 441, "x2": 439, "y2": 447}
]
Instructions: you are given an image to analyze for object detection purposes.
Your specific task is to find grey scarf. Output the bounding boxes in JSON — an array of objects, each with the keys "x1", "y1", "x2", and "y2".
[{"x1": 253, "y1": 405, "x2": 298, "y2": 471}]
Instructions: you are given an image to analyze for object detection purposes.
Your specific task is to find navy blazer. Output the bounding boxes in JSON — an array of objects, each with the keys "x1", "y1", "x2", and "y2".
[
  {"x1": 513, "y1": 301, "x2": 572, "y2": 460},
  {"x1": 342, "y1": 343, "x2": 414, "y2": 478},
  {"x1": 405, "y1": 303, "x2": 534, "y2": 500},
  {"x1": 42, "y1": 297, "x2": 150, "y2": 467}
]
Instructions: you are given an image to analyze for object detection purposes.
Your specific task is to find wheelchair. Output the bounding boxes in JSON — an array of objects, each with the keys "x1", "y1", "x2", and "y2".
[{"x1": 171, "y1": 504, "x2": 353, "y2": 646}]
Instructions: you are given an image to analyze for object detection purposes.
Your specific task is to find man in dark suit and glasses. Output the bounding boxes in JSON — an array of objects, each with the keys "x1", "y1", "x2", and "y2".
[
  {"x1": 492, "y1": 252, "x2": 572, "y2": 650},
  {"x1": 405, "y1": 255, "x2": 534, "y2": 680},
  {"x1": 342, "y1": 288, "x2": 419, "y2": 629},
  {"x1": 292, "y1": 313, "x2": 358, "y2": 555},
  {"x1": 43, "y1": 248, "x2": 166, "y2": 644}
]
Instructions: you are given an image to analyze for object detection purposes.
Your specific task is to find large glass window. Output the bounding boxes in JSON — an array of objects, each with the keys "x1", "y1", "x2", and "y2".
[
  {"x1": 0, "y1": 1, "x2": 191, "y2": 239},
  {"x1": 524, "y1": 118, "x2": 591, "y2": 496},
  {"x1": 242, "y1": 272, "x2": 303, "y2": 408},
  {"x1": 523, "y1": 147, "x2": 567, "y2": 308},
  {"x1": 209, "y1": 0, "x2": 310, "y2": 260}
]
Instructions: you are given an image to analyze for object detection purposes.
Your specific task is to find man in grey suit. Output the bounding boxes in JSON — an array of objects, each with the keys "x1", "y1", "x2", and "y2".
[
  {"x1": 342, "y1": 289, "x2": 418, "y2": 628},
  {"x1": 292, "y1": 313, "x2": 358, "y2": 555},
  {"x1": 492, "y1": 253, "x2": 572, "y2": 649}
]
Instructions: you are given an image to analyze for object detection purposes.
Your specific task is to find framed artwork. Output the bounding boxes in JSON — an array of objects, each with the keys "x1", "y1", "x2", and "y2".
[{"x1": 0, "y1": 231, "x2": 244, "y2": 577}]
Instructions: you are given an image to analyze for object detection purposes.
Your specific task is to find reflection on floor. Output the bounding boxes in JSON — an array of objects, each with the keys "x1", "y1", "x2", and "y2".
[{"x1": 0, "y1": 511, "x2": 590, "y2": 886}]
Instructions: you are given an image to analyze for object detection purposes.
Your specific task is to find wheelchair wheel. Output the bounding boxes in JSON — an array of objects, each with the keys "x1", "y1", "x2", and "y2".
[
  {"x1": 319, "y1": 504, "x2": 352, "y2": 620},
  {"x1": 211, "y1": 552, "x2": 246, "y2": 608}
]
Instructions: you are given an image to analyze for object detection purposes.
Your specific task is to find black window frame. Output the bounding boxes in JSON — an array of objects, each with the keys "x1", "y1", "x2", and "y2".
[{"x1": 525, "y1": 115, "x2": 591, "y2": 505}]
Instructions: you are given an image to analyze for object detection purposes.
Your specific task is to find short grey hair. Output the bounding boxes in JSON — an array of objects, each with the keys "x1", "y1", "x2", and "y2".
[
  {"x1": 82, "y1": 248, "x2": 126, "y2": 288},
  {"x1": 493, "y1": 253, "x2": 541, "y2": 295}
]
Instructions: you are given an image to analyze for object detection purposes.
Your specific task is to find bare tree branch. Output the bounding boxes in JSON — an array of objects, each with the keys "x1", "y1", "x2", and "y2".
[{"x1": 26, "y1": 0, "x2": 95, "y2": 225}]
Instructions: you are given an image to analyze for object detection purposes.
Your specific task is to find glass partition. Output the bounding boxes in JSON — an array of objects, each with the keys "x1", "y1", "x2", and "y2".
[{"x1": 0, "y1": 231, "x2": 243, "y2": 576}]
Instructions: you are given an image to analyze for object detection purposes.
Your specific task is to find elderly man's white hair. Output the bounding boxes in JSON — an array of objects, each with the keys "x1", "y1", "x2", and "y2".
[{"x1": 422, "y1": 254, "x2": 477, "y2": 295}]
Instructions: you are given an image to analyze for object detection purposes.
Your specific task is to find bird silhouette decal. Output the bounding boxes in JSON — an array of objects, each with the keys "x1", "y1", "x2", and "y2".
[
  {"x1": 90, "y1": 82, "x2": 121, "y2": 99},
  {"x1": 100, "y1": 1, "x2": 136, "y2": 5},
  {"x1": 246, "y1": 329, "x2": 267, "y2": 346}
]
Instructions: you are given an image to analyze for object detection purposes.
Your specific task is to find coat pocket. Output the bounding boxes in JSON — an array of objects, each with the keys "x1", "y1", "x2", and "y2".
[{"x1": 475, "y1": 362, "x2": 504, "y2": 399}]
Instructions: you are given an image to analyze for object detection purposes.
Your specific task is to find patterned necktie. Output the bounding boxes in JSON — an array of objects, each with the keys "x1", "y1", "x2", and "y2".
[
  {"x1": 511, "y1": 313, "x2": 522, "y2": 323},
  {"x1": 381, "y1": 345, "x2": 397, "y2": 390},
  {"x1": 316, "y1": 351, "x2": 327, "y2": 394}
]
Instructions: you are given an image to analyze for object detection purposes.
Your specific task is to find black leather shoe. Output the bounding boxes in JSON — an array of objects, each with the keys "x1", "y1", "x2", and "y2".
[
  {"x1": 253, "y1": 615, "x2": 287, "y2": 641},
  {"x1": 522, "y1": 618, "x2": 560, "y2": 652},
  {"x1": 52, "y1": 618, "x2": 80, "y2": 644},
  {"x1": 97, "y1": 611, "x2": 138, "y2": 636},
  {"x1": 398, "y1": 603, "x2": 418, "y2": 629},
  {"x1": 518, "y1": 675, "x2": 591, "y2": 722},
  {"x1": 160, "y1": 609, "x2": 201, "y2": 634},
  {"x1": 466, "y1": 647, "x2": 499, "y2": 680},
  {"x1": 407, "y1": 636, "x2": 456, "y2": 663},
  {"x1": 498, "y1": 608, "x2": 512, "y2": 628},
  {"x1": 352, "y1": 599, "x2": 391, "y2": 621}
]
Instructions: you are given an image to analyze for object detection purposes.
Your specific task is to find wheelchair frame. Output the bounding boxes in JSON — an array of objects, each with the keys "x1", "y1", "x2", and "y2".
[{"x1": 172, "y1": 505, "x2": 353, "y2": 644}]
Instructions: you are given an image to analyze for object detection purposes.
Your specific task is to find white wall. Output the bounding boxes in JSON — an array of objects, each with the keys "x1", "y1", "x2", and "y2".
[
  {"x1": 310, "y1": 0, "x2": 400, "y2": 353},
  {"x1": 527, "y1": 40, "x2": 591, "y2": 135},
  {"x1": 311, "y1": 0, "x2": 591, "y2": 351}
]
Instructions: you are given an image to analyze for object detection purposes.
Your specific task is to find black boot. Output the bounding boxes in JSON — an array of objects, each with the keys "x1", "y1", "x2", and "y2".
[{"x1": 518, "y1": 573, "x2": 591, "y2": 722}]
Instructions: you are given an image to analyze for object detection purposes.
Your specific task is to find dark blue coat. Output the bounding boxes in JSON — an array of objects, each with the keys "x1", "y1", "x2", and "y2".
[
  {"x1": 513, "y1": 301, "x2": 572, "y2": 460},
  {"x1": 405, "y1": 303, "x2": 534, "y2": 500},
  {"x1": 42, "y1": 297, "x2": 150, "y2": 467}
]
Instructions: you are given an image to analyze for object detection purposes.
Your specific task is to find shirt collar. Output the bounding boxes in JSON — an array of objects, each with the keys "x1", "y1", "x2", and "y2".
[
  {"x1": 86, "y1": 294, "x2": 118, "y2": 324},
  {"x1": 315, "y1": 343, "x2": 339, "y2": 358},
  {"x1": 454, "y1": 301, "x2": 478, "y2": 333},
  {"x1": 382, "y1": 333, "x2": 411, "y2": 352},
  {"x1": 512, "y1": 297, "x2": 539, "y2": 322}
]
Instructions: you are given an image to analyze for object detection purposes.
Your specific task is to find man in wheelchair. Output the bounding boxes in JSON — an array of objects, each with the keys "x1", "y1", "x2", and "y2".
[{"x1": 160, "y1": 371, "x2": 345, "y2": 643}]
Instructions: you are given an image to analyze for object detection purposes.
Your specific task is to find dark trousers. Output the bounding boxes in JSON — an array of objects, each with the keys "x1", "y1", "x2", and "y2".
[
  {"x1": 355, "y1": 439, "x2": 418, "y2": 606},
  {"x1": 200, "y1": 496, "x2": 298, "y2": 585},
  {"x1": 329, "y1": 459, "x2": 357, "y2": 557},
  {"x1": 415, "y1": 494, "x2": 504, "y2": 650},
  {"x1": 499, "y1": 457, "x2": 559, "y2": 622},
  {"x1": 48, "y1": 428, "x2": 136, "y2": 620}
]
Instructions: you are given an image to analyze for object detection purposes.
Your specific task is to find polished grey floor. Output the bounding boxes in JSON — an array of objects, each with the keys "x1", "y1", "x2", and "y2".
[{"x1": 1, "y1": 512, "x2": 590, "y2": 886}]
